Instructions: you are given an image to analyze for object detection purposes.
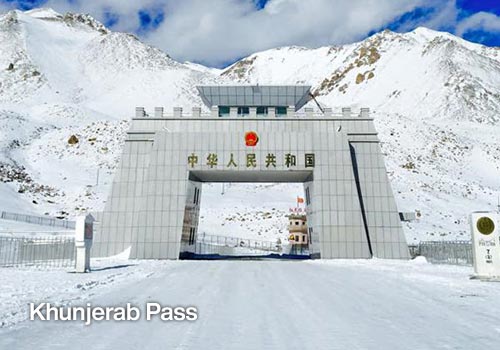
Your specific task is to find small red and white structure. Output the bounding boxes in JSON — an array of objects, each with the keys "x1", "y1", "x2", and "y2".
[{"x1": 288, "y1": 197, "x2": 308, "y2": 245}]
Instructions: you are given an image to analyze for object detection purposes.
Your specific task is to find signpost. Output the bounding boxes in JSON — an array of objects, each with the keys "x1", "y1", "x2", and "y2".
[
  {"x1": 470, "y1": 212, "x2": 500, "y2": 280},
  {"x1": 75, "y1": 214, "x2": 95, "y2": 273}
]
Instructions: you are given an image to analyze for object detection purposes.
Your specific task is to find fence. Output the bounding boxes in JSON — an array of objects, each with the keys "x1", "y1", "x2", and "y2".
[
  {"x1": 0, "y1": 235, "x2": 76, "y2": 268},
  {"x1": 187, "y1": 235, "x2": 475, "y2": 262},
  {"x1": 410, "y1": 240, "x2": 473, "y2": 266},
  {"x1": 181, "y1": 234, "x2": 310, "y2": 257},
  {"x1": 182, "y1": 234, "x2": 281, "y2": 256},
  {"x1": 0, "y1": 231, "x2": 474, "y2": 266},
  {"x1": 198, "y1": 234, "x2": 282, "y2": 252},
  {"x1": 0, "y1": 211, "x2": 75, "y2": 229}
]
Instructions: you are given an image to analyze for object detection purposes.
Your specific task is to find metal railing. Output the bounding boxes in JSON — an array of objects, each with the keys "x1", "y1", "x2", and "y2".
[
  {"x1": 0, "y1": 235, "x2": 76, "y2": 268},
  {"x1": 181, "y1": 234, "x2": 310, "y2": 257},
  {"x1": 196, "y1": 234, "x2": 282, "y2": 252},
  {"x1": 410, "y1": 240, "x2": 473, "y2": 266},
  {"x1": 0, "y1": 211, "x2": 75, "y2": 229}
]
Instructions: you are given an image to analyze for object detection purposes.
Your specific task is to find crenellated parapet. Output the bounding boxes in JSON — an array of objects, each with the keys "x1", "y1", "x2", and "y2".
[{"x1": 132, "y1": 106, "x2": 373, "y2": 119}]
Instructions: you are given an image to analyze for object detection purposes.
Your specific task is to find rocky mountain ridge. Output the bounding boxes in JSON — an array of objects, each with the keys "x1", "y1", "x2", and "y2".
[{"x1": 0, "y1": 8, "x2": 499, "y2": 243}]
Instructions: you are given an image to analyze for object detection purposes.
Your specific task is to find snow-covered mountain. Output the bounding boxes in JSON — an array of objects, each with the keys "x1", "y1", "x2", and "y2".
[
  {"x1": 0, "y1": 8, "x2": 218, "y2": 220},
  {"x1": 1, "y1": 8, "x2": 499, "y2": 244}
]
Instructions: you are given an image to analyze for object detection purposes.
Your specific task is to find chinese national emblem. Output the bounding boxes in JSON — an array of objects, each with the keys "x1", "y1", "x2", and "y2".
[{"x1": 245, "y1": 131, "x2": 259, "y2": 147}]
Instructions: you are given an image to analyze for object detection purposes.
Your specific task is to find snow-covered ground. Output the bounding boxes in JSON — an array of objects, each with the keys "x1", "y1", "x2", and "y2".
[
  {"x1": 1, "y1": 258, "x2": 499, "y2": 349},
  {"x1": 0, "y1": 258, "x2": 170, "y2": 328}
]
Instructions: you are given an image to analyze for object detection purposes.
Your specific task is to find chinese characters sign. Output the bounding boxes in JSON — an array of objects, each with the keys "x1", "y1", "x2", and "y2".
[
  {"x1": 289, "y1": 207, "x2": 306, "y2": 213},
  {"x1": 187, "y1": 153, "x2": 315, "y2": 169}
]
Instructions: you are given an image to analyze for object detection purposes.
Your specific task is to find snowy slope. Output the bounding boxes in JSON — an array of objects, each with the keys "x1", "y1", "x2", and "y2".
[
  {"x1": 220, "y1": 28, "x2": 500, "y2": 242},
  {"x1": 1, "y1": 8, "x2": 499, "y2": 243},
  {"x1": 0, "y1": 8, "x2": 219, "y2": 219}
]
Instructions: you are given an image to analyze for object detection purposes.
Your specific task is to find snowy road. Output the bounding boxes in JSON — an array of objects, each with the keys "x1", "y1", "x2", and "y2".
[{"x1": 1, "y1": 259, "x2": 500, "y2": 349}]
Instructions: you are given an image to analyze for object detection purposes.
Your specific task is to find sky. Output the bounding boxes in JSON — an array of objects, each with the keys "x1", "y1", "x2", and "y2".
[{"x1": 1, "y1": 0, "x2": 499, "y2": 67}]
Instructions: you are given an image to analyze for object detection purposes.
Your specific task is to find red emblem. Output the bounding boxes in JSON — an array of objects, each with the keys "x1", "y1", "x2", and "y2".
[{"x1": 245, "y1": 131, "x2": 259, "y2": 147}]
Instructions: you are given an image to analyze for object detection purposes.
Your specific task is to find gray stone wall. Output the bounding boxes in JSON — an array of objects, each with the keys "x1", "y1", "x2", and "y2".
[{"x1": 94, "y1": 109, "x2": 410, "y2": 259}]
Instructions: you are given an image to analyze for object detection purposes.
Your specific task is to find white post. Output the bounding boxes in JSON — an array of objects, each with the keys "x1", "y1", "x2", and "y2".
[
  {"x1": 192, "y1": 107, "x2": 201, "y2": 118},
  {"x1": 211, "y1": 106, "x2": 219, "y2": 118},
  {"x1": 470, "y1": 212, "x2": 500, "y2": 280},
  {"x1": 360, "y1": 107, "x2": 370, "y2": 118},
  {"x1": 229, "y1": 107, "x2": 238, "y2": 118},
  {"x1": 323, "y1": 107, "x2": 332, "y2": 118},
  {"x1": 268, "y1": 107, "x2": 276, "y2": 118},
  {"x1": 173, "y1": 107, "x2": 183, "y2": 118},
  {"x1": 75, "y1": 214, "x2": 95, "y2": 273},
  {"x1": 249, "y1": 107, "x2": 257, "y2": 118},
  {"x1": 135, "y1": 107, "x2": 145, "y2": 118},
  {"x1": 342, "y1": 107, "x2": 351, "y2": 118},
  {"x1": 154, "y1": 107, "x2": 164, "y2": 118},
  {"x1": 304, "y1": 107, "x2": 314, "y2": 118}
]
